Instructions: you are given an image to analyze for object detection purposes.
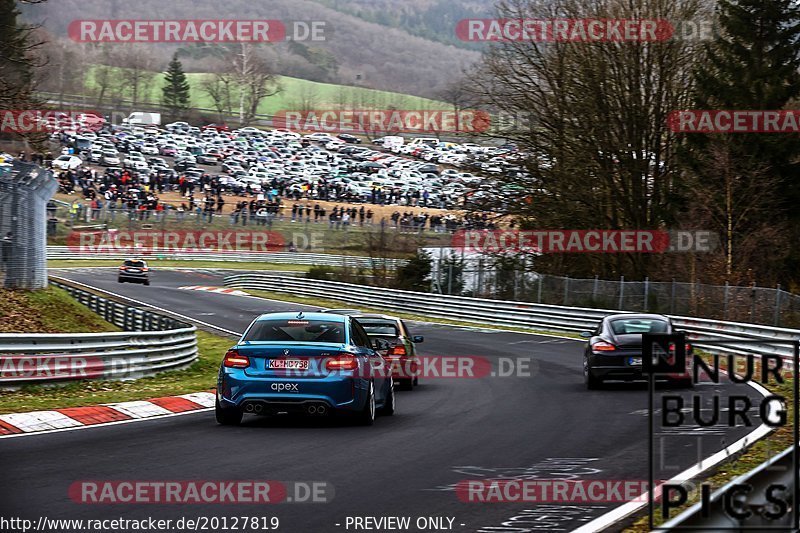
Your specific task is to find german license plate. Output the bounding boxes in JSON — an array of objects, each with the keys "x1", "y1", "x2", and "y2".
[{"x1": 268, "y1": 359, "x2": 308, "y2": 370}]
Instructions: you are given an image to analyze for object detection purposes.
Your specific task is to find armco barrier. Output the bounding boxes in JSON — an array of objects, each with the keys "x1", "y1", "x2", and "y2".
[
  {"x1": 223, "y1": 274, "x2": 800, "y2": 363},
  {"x1": 47, "y1": 246, "x2": 404, "y2": 268},
  {"x1": 0, "y1": 280, "x2": 198, "y2": 386}
]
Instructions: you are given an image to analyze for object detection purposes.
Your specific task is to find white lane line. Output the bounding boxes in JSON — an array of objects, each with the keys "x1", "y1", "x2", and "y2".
[{"x1": 0, "y1": 411, "x2": 84, "y2": 432}]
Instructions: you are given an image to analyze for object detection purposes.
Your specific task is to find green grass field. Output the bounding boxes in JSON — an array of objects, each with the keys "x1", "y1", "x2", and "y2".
[{"x1": 82, "y1": 65, "x2": 449, "y2": 116}]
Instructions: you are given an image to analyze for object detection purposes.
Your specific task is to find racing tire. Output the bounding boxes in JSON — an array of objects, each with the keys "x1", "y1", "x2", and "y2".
[
  {"x1": 355, "y1": 381, "x2": 376, "y2": 426},
  {"x1": 379, "y1": 381, "x2": 395, "y2": 416},
  {"x1": 398, "y1": 379, "x2": 413, "y2": 391},
  {"x1": 215, "y1": 399, "x2": 243, "y2": 426},
  {"x1": 144, "y1": 280, "x2": 150, "y2": 286},
  {"x1": 118, "y1": 278, "x2": 124, "y2": 283},
  {"x1": 584, "y1": 362, "x2": 603, "y2": 390}
]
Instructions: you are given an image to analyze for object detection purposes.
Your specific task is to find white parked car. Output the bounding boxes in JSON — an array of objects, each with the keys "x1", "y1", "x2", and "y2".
[{"x1": 52, "y1": 155, "x2": 83, "y2": 170}]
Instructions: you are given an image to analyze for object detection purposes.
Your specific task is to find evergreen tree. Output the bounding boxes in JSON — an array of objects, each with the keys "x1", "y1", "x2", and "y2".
[
  {"x1": 687, "y1": 0, "x2": 800, "y2": 283},
  {"x1": 395, "y1": 250, "x2": 432, "y2": 291},
  {"x1": 0, "y1": 0, "x2": 44, "y2": 109},
  {"x1": 162, "y1": 53, "x2": 191, "y2": 118}
]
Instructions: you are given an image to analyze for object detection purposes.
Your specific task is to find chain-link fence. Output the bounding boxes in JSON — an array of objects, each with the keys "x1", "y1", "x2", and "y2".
[
  {"x1": 0, "y1": 161, "x2": 58, "y2": 289},
  {"x1": 428, "y1": 251, "x2": 800, "y2": 328}
]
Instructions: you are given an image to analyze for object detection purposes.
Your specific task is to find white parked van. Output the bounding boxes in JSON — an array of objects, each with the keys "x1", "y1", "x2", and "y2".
[{"x1": 122, "y1": 112, "x2": 162, "y2": 126}]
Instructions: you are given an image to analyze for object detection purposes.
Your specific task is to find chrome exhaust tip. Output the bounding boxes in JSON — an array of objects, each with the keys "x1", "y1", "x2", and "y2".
[
  {"x1": 308, "y1": 405, "x2": 318, "y2": 414},
  {"x1": 244, "y1": 403, "x2": 255, "y2": 413}
]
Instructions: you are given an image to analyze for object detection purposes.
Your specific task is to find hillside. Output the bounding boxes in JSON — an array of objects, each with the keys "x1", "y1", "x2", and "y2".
[
  {"x1": 313, "y1": 0, "x2": 495, "y2": 50},
  {"x1": 20, "y1": 0, "x2": 483, "y2": 98}
]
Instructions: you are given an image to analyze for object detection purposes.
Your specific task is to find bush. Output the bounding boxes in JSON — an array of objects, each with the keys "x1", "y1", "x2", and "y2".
[
  {"x1": 394, "y1": 250, "x2": 432, "y2": 291},
  {"x1": 306, "y1": 265, "x2": 337, "y2": 280}
]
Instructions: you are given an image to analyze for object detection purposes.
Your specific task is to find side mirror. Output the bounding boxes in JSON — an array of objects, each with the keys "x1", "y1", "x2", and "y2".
[
  {"x1": 412, "y1": 335, "x2": 424, "y2": 343},
  {"x1": 579, "y1": 331, "x2": 593, "y2": 338}
]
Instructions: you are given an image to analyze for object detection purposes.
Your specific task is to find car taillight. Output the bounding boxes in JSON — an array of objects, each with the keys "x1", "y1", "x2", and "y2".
[
  {"x1": 326, "y1": 354, "x2": 358, "y2": 371},
  {"x1": 141, "y1": 267, "x2": 149, "y2": 272},
  {"x1": 388, "y1": 345, "x2": 407, "y2": 356},
  {"x1": 592, "y1": 341, "x2": 617, "y2": 352},
  {"x1": 223, "y1": 349, "x2": 249, "y2": 368},
  {"x1": 119, "y1": 266, "x2": 127, "y2": 271}
]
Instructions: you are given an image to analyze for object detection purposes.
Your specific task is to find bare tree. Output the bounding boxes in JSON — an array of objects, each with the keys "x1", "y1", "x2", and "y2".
[
  {"x1": 115, "y1": 45, "x2": 156, "y2": 108},
  {"x1": 469, "y1": 0, "x2": 705, "y2": 279},
  {"x1": 229, "y1": 44, "x2": 281, "y2": 126},
  {"x1": 290, "y1": 84, "x2": 320, "y2": 113}
]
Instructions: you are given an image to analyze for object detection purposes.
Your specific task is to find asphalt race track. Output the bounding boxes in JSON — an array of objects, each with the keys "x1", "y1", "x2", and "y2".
[{"x1": 0, "y1": 268, "x2": 768, "y2": 533}]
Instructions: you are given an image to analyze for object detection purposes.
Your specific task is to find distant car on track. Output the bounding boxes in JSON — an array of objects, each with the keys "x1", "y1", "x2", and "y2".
[
  {"x1": 322, "y1": 309, "x2": 424, "y2": 390},
  {"x1": 216, "y1": 312, "x2": 395, "y2": 426},
  {"x1": 581, "y1": 313, "x2": 693, "y2": 389},
  {"x1": 118, "y1": 259, "x2": 150, "y2": 285}
]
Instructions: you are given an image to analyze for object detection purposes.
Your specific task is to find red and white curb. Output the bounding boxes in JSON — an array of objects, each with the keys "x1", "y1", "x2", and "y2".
[
  {"x1": 0, "y1": 392, "x2": 215, "y2": 437},
  {"x1": 179, "y1": 285, "x2": 249, "y2": 296}
]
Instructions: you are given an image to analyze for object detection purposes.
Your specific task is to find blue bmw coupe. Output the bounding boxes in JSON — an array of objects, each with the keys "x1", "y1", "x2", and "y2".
[{"x1": 216, "y1": 312, "x2": 395, "y2": 426}]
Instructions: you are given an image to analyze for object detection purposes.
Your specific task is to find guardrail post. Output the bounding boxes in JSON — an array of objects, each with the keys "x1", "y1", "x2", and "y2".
[
  {"x1": 723, "y1": 282, "x2": 729, "y2": 320},
  {"x1": 618, "y1": 275, "x2": 625, "y2": 309},
  {"x1": 537, "y1": 275, "x2": 543, "y2": 303},
  {"x1": 563, "y1": 276, "x2": 570, "y2": 306},
  {"x1": 477, "y1": 259, "x2": 484, "y2": 297},
  {"x1": 774, "y1": 284, "x2": 781, "y2": 326},
  {"x1": 643, "y1": 277, "x2": 649, "y2": 312},
  {"x1": 592, "y1": 275, "x2": 599, "y2": 302},
  {"x1": 447, "y1": 262, "x2": 453, "y2": 295},
  {"x1": 670, "y1": 279, "x2": 676, "y2": 315}
]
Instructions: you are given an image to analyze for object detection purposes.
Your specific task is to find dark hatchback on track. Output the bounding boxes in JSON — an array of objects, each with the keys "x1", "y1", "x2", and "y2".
[
  {"x1": 118, "y1": 259, "x2": 150, "y2": 285},
  {"x1": 581, "y1": 313, "x2": 693, "y2": 389}
]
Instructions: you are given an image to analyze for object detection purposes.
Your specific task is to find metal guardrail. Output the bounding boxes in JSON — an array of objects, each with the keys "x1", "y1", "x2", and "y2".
[
  {"x1": 662, "y1": 445, "x2": 797, "y2": 530},
  {"x1": 47, "y1": 246, "x2": 404, "y2": 268},
  {"x1": 0, "y1": 280, "x2": 198, "y2": 386},
  {"x1": 223, "y1": 274, "x2": 800, "y2": 363}
]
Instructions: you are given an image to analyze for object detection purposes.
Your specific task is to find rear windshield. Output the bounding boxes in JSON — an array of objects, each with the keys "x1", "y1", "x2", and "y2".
[
  {"x1": 243, "y1": 319, "x2": 345, "y2": 343},
  {"x1": 610, "y1": 319, "x2": 668, "y2": 335},
  {"x1": 358, "y1": 321, "x2": 399, "y2": 337},
  {"x1": 124, "y1": 260, "x2": 145, "y2": 267}
]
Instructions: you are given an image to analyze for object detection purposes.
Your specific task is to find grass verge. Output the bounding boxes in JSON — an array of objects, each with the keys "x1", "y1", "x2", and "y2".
[{"x1": 0, "y1": 286, "x2": 121, "y2": 334}]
